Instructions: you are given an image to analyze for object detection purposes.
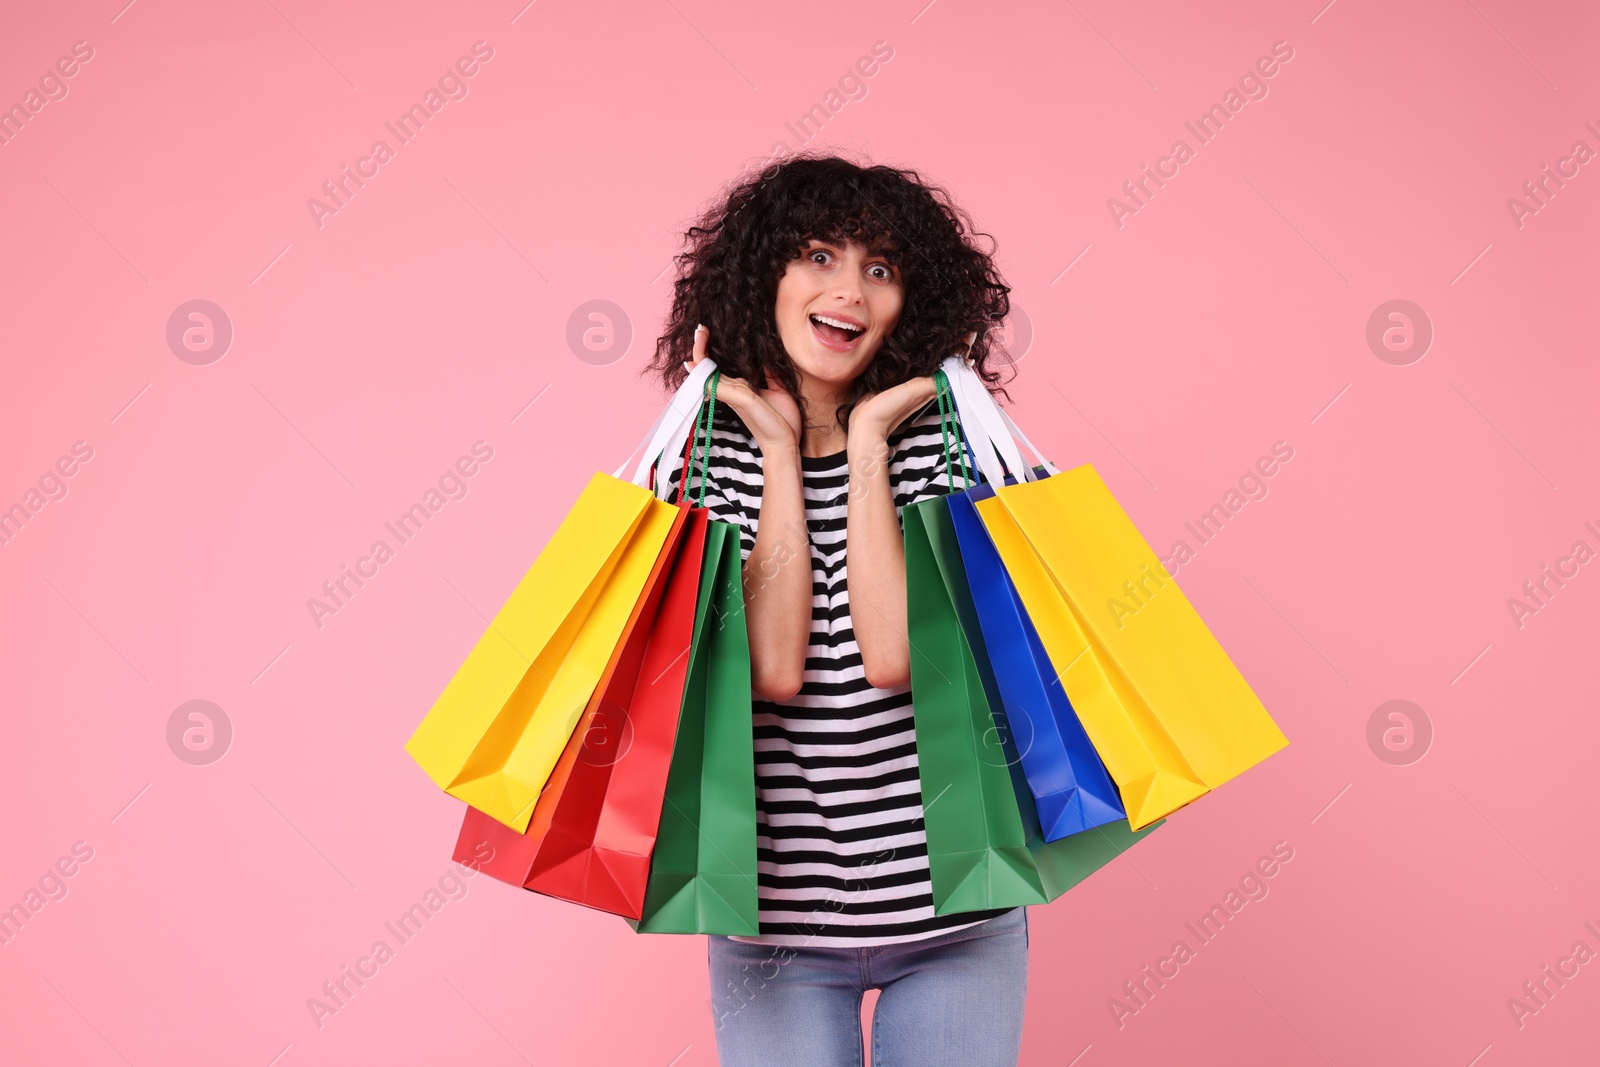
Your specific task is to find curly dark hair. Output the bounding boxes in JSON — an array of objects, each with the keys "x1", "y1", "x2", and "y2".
[{"x1": 645, "y1": 151, "x2": 1014, "y2": 440}]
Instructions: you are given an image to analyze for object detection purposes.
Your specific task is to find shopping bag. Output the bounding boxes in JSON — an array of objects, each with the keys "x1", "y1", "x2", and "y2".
[
  {"x1": 452, "y1": 506, "x2": 705, "y2": 911},
  {"x1": 451, "y1": 378, "x2": 723, "y2": 907},
  {"x1": 984, "y1": 646, "x2": 1164, "y2": 906},
  {"x1": 929, "y1": 365, "x2": 1125, "y2": 840},
  {"x1": 629, "y1": 516, "x2": 759, "y2": 934},
  {"x1": 938, "y1": 357, "x2": 1290, "y2": 831},
  {"x1": 904, "y1": 479, "x2": 1160, "y2": 914},
  {"x1": 520, "y1": 506, "x2": 709, "y2": 915},
  {"x1": 406, "y1": 361, "x2": 719, "y2": 832},
  {"x1": 947, "y1": 483, "x2": 1128, "y2": 841}
]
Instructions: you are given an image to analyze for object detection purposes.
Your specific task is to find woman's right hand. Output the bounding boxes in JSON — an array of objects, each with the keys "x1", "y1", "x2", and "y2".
[{"x1": 686, "y1": 324, "x2": 801, "y2": 455}]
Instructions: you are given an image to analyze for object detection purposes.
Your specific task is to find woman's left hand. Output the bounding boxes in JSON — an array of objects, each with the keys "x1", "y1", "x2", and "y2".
[{"x1": 848, "y1": 375, "x2": 940, "y2": 443}]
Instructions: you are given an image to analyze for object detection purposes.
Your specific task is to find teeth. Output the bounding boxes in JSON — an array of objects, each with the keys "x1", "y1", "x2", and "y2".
[{"x1": 811, "y1": 314, "x2": 863, "y2": 333}]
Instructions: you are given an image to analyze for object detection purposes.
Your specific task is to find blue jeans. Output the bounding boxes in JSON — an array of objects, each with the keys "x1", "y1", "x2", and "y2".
[{"x1": 707, "y1": 907, "x2": 1028, "y2": 1066}]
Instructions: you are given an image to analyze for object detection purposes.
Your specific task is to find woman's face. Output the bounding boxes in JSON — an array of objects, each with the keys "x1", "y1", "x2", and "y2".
[{"x1": 774, "y1": 237, "x2": 904, "y2": 392}]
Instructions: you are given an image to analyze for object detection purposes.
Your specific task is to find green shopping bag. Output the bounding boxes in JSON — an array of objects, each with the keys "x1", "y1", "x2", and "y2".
[
  {"x1": 629, "y1": 519, "x2": 759, "y2": 933},
  {"x1": 905, "y1": 490, "x2": 1162, "y2": 914}
]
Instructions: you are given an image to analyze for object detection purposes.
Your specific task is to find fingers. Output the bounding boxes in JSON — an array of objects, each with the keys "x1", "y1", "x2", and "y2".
[
  {"x1": 707, "y1": 372, "x2": 762, "y2": 409},
  {"x1": 861, "y1": 377, "x2": 942, "y2": 435},
  {"x1": 682, "y1": 323, "x2": 711, "y2": 374}
]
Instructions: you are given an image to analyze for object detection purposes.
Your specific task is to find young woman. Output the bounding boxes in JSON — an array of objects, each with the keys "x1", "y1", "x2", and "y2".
[{"x1": 648, "y1": 153, "x2": 1026, "y2": 1066}]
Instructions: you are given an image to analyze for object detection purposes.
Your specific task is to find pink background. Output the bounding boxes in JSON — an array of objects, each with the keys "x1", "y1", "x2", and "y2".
[{"x1": 2, "y1": 0, "x2": 1596, "y2": 1064}]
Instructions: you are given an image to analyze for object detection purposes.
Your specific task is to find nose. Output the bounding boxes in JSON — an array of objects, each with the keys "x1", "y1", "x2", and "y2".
[{"x1": 829, "y1": 268, "x2": 864, "y2": 306}]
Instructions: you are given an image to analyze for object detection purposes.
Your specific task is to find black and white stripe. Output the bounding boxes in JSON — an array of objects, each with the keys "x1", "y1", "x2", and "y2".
[{"x1": 665, "y1": 397, "x2": 1015, "y2": 947}]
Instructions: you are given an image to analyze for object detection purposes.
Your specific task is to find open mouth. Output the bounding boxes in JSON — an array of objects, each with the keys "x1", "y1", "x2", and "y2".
[{"x1": 809, "y1": 313, "x2": 865, "y2": 350}]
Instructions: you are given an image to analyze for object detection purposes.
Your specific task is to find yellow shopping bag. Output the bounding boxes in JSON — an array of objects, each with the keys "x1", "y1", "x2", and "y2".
[
  {"x1": 405, "y1": 472, "x2": 679, "y2": 832},
  {"x1": 976, "y1": 464, "x2": 1289, "y2": 831},
  {"x1": 406, "y1": 359, "x2": 720, "y2": 833}
]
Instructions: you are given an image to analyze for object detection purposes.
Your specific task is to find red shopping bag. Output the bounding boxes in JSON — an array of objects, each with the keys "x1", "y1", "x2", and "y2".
[
  {"x1": 452, "y1": 500, "x2": 699, "y2": 899},
  {"x1": 453, "y1": 396, "x2": 719, "y2": 915},
  {"x1": 521, "y1": 506, "x2": 708, "y2": 914}
]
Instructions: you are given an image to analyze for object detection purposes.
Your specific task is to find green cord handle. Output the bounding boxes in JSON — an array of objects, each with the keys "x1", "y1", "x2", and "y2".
[
  {"x1": 673, "y1": 369, "x2": 718, "y2": 506},
  {"x1": 689, "y1": 371, "x2": 720, "y2": 508},
  {"x1": 676, "y1": 396, "x2": 701, "y2": 500},
  {"x1": 934, "y1": 370, "x2": 956, "y2": 494},
  {"x1": 933, "y1": 370, "x2": 971, "y2": 493},
  {"x1": 697, "y1": 372, "x2": 721, "y2": 507}
]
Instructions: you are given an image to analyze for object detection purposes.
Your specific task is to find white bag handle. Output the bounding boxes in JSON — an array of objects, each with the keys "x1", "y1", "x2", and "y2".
[
  {"x1": 933, "y1": 357, "x2": 1004, "y2": 487},
  {"x1": 998, "y1": 406, "x2": 1059, "y2": 477},
  {"x1": 614, "y1": 357, "x2": 717, "y2": 497},
  {"x1": 942, "y1": 356, "x2": 1033, "y2": 485},
  {"x1": 937, "y1": 356, "x2": 1029, "y2": 486},
  {"x1": 938, "y1": 356, "x2": 1058, "y2": 484},
  {"x1": 656, "y1": 365, "x2": 720, "y2": 500}
]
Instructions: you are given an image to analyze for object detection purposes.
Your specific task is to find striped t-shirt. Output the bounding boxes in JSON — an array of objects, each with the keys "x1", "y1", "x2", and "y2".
[{"x1": 663, "y1": 394, "x2": 1016, "y2": 948}]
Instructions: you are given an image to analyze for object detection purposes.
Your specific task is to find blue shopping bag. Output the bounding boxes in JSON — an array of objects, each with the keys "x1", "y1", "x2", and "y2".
[{"x1": 944, "y1": 464, "x2": 1129, "y2": 841}]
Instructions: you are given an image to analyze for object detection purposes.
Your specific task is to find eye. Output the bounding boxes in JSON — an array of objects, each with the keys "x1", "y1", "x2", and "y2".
[{"x1": 868, "y1": 263, "x2": 895, "y2": 282}]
